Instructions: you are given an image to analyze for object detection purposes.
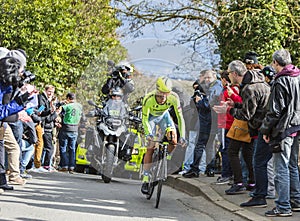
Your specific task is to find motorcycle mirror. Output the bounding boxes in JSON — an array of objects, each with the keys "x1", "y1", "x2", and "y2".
[
  {"x1": 133, "y1": 105, "x2": 142, "y2": 112},
  {"x1": 88, "y1": 100, "x2": 96, "y2": 106}
]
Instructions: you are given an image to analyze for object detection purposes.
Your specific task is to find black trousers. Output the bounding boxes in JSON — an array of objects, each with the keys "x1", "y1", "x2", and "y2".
[
  {"x1": 43, "y1": 131, "x2": 54, "y2": 167},
  {"x1": 228, "y1": 139, "x2": 255, "y2": 184}
]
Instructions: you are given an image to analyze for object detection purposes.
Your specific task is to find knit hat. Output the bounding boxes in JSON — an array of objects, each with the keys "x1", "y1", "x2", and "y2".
[
  {"x1": 261, "y1": 66, "x2": 276, "y2": 80},
  {"x1": 0, "y1": 47, "x2": 9, "y2": 59},
  {"x1": 6, "y1": 49, "x2": 27, "y2": 69},
  {"x1": 243, "y1": 51, "x2": 259, "y2": 64}
]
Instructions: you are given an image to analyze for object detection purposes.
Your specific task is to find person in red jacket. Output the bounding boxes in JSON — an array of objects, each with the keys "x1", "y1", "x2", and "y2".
[{"x1": 213, "y1": 71, "x2": 242, "y2": 184}]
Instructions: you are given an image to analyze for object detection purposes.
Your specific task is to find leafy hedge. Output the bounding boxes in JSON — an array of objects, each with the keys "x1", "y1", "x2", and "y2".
[{"x1": 0, "y1": 0, "x2": 126, "y2": 96}]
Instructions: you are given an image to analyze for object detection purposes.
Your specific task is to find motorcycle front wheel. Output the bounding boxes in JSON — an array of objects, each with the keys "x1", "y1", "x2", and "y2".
[{"x1": 102, "y1": 144, "x2": 115, "y2": 183}]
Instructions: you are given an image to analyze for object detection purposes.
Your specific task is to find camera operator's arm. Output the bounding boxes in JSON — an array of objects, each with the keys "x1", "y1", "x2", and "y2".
[
  {"x1": 101, "y1": 77, "x2": 114, "y2": 95},
  {"x1": 122, "y1": 78, "x2": 135, "y2": 94},
  {"x1": 0, "y1": 101, "x2": 24, "y2": 120}
]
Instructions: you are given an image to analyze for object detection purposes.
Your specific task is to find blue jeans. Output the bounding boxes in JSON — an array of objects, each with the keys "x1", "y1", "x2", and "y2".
[
  {"x1": 252, "y1": 132, "x2": 272, "y2": 198},
  {"x1": 273, "y1": 135, "x2": 300, "y2": 212},
  {"x1": 59, "y1": 130, "x2": 78, "y2": 169},
  {"x1": 20, "y1": 140, "x2": 34, "y2": 173},
  {"x1": 267, "y1": 157, "x2": 275, "y2": 197},
  {"x1": 183, "y1": 131, "x2": 206, "y2": 173},
  {"x1": 190, "y1": 132, "x2": 210, "y2": 173}
]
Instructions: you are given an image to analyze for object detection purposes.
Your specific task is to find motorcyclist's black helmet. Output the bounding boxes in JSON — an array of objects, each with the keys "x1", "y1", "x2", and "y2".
[
  {"x1": 116, "y1": 61, "x2": 133, "y2": 78},
  {"x1": 261, "y1": 65, "x2": 276, "y2": 80},
  {"x1": 0, "y1": 57, "x2": 21, "y2": 87}
]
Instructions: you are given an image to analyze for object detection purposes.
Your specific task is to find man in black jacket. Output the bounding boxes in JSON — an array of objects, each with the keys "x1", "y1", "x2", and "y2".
[
  {"x1": 38, "y1": 85, "x2": 58, "y2": 171},
  {"x1": 215, "y1": 60, "x2": 270, "y2": 196},
  {"x1": 260, "y1": 49, "x2": 300, "y2": 217}
]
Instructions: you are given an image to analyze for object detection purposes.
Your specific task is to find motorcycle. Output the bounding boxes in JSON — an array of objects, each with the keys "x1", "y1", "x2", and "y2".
[
  {"x1": 86, "y1": 98, "x2": 141, "y2": 183},
  {"x1": 124, "y1": 104, "x2": 147, "y2": 179}
]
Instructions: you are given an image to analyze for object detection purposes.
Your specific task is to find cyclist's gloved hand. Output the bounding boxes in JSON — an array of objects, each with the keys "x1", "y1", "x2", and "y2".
[{"x1": 179, "y1": 137, "x2": 187, "y2": 148}]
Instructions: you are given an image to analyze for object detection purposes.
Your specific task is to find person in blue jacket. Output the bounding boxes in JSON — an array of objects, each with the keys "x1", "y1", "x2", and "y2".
[
  {"x1": 183, "y1": 69, "x2": 223, "y2": 178},
  {"x1": 0, "y1": 56, "x2": 32, "y2": 191}
]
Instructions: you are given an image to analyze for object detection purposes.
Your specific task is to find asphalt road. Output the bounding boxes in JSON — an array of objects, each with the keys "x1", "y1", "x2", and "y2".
[{"x1": 0, "y1": 171, "x2": 246, "y2": 221}]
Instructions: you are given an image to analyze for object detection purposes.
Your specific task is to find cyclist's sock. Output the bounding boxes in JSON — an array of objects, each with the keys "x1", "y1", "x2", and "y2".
[
  {"x1": 142, "y1": 174, "x2": 150, "y2": 183},
  {"x1": 166, "y1": 151, "x2": 173, "y2": 160},
  {"x1": 166, "y1": 154, "x2": 172, "y2": 160}
]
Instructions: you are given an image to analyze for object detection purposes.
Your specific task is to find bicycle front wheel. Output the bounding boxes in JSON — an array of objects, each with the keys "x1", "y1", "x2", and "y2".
[
  {"x1": 146, "y1": 182, "x2": 155, "y2": 200},
  {"x1": 155, "y1": 179, "x2": 163, "y2": 208},
  {"x1": 155, "y1": 149, "x2": 167, "y2": 208}
]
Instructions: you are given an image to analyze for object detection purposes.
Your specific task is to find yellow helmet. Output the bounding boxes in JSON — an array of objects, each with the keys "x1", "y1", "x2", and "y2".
[{"x1": 156, "y1": 77, "x2": 172, "y2": 93}]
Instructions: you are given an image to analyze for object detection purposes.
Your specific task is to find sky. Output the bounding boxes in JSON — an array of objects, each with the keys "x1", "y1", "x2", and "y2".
[{"x1": 117, "y1": 1, "x2": 220, "y2": 80}]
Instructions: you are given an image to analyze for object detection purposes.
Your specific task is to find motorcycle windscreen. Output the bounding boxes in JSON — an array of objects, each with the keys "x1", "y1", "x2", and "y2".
[{"x1": 103, "y1": 99, "x2": 127, "y2": 118}]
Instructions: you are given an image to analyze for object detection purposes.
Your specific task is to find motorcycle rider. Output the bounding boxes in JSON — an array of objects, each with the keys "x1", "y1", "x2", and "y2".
[
  {"x1": 141, "y1": 76, "x2": 186, "y2": 194},
  {"x1": 108, "y1": 87, "x2": 134, "y2": 161},
  {"x1": 101, "y1": 61, "x2": 134, "y2": 102}
]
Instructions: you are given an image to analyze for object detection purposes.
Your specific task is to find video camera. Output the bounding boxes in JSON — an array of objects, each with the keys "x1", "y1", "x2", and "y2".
[
  {"x1": 111, "y1": 70, "x2": 121, "y2": 79},
  {"x1": 191, "y1": 89, "x2": 205, "y2": 100},
  {"x1": 55, "y1": 101, "x2": 66, "y2": 109},
  {"x1": 18, "y1": 70, "x2": 36, "y2": 87}
]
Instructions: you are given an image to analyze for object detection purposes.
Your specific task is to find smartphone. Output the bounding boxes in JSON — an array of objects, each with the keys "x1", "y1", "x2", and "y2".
[{"x1": 37, "y1": 105, "x2": 45, "y2": 113}]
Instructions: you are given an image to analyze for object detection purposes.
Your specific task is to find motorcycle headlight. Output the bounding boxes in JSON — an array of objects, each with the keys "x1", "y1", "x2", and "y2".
[
  {"x1": 132, "y1": 148, "x2": 139, "y2": 155},
  {"x1": 105, "y1": 117, "x2": 122, "y2": 130}
]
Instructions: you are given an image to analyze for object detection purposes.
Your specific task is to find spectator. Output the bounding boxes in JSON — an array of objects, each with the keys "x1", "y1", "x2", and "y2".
[
  {"x1": 0, "y1": 55, "x2": 32, "y2": 190},
  {"x1": 215, "y1": 60, "x2": 270, "y2": 195},
  {"x1": 18, "y1": 111, "x2": 37, "y2": 178},
  {"x1": 243, "y1": 51, "x2": 263, "y2": 70},
  {"x1": 213, "y1": 71, "x2": 242, "y2": 184},
  {"x1": 235, "y1": 65, "x2": 271, "y2": 206},
  {"x1": 240, "y1": 51, "x2": 264, "y2": 183},
  {"x1": 261, "y1": 65, "x2": 276, "y2": 86},
  {"x1": 58, "y1": 93, "x2": 83, "y2": 173},
  {"x1": 2, "y1": 49, "x2": 31, "y2": 186},
  {"x1": 183, "y1": 69, "x2": 223, "y2": 178},
  {"x1": 180, "y1": 77, "x2": 207, "y2": 176},
  {"x1": 261, "y1": 49, "x2": 300, "y2": 217},
  {"x1": 37, "y1": 85, "x2": 58, "y2": 171}
]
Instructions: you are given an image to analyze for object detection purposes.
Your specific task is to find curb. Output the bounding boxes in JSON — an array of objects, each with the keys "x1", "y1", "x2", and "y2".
[{"x1": 166, "y1": 175, "x2": 271, "y2": 221}]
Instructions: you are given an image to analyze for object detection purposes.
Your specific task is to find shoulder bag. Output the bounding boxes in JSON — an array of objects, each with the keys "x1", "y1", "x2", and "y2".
[{"x1": 226, "y1": 118, "x2": 251, "y2": 143}]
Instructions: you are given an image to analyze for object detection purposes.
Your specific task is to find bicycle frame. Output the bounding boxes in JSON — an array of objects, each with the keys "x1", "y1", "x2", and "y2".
[{"x1": 146, "y1": 141, "x2": 169, "y2": 208}]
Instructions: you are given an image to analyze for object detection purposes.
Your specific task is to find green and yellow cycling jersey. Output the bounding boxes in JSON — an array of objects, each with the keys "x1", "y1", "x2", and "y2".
[{"x1": 142, "y1": 90, "x2": 185, "y2": 139}]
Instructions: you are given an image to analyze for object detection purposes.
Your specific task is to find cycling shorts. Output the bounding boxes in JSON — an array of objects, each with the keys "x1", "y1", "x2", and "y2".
[{"x1": 148, "y1": 111, "x2": 175, "y2": 139}]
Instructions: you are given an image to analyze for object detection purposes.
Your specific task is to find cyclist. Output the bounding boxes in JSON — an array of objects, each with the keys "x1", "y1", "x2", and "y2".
[{"x1": 141, "y1": 76, "x2": 186, "y2": 194}]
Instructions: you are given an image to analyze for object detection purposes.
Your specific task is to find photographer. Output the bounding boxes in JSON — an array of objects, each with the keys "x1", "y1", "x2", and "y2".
[
  {"x1": 183, "y1": 69, "x2": 223, "y2": 178},
  {"x1": 0, "y1": 54, "x2": 35, "y2": 191},
  {"x1": 101, "y1": 61, "x2": 134, "y2": 102}
]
